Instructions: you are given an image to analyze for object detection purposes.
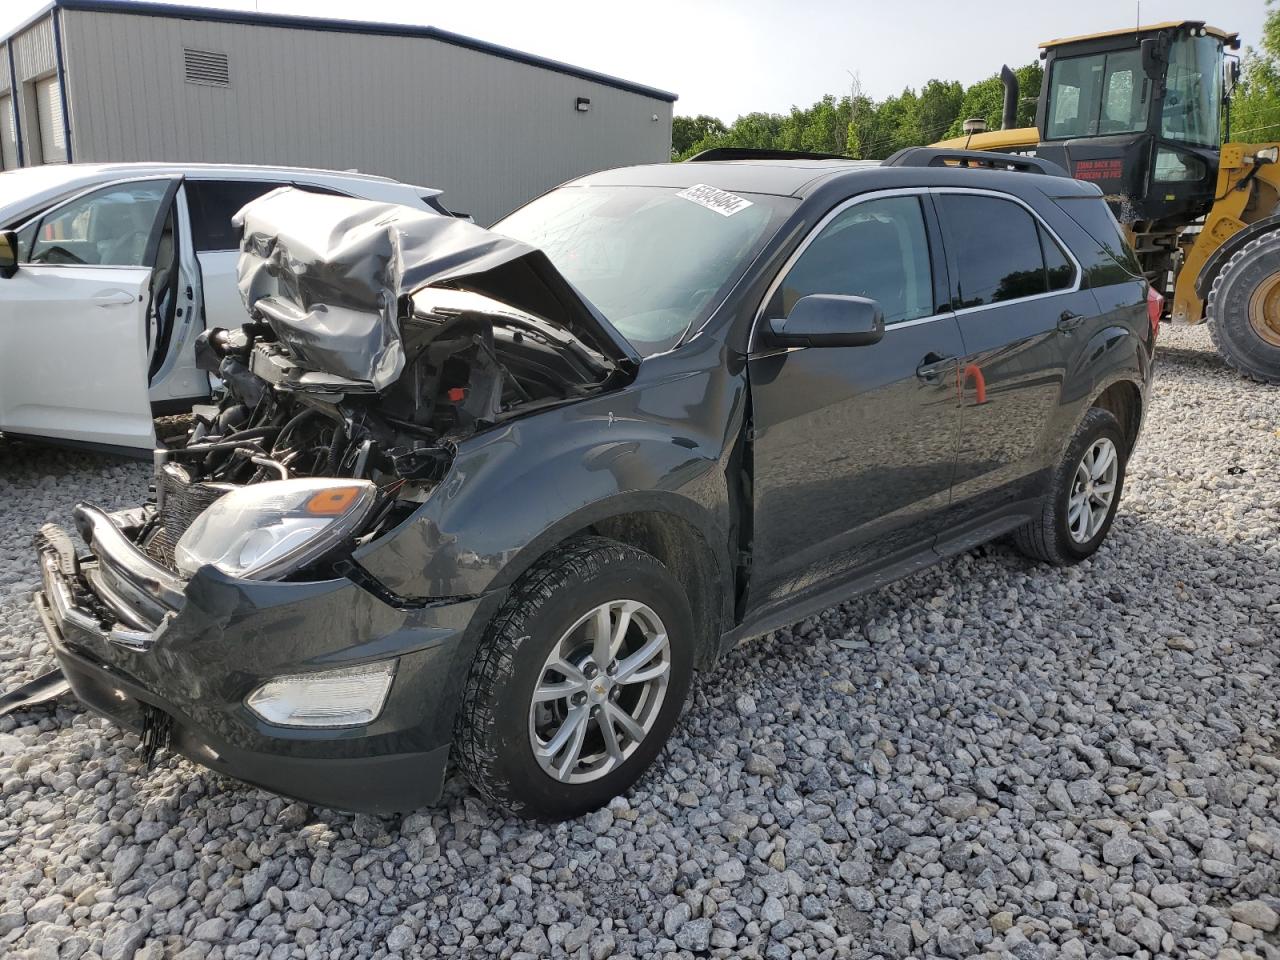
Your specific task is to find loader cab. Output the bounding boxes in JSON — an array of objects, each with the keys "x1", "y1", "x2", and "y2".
[{"x1": 1034, "y1": 21, "x2": 1238, "y2": 231}]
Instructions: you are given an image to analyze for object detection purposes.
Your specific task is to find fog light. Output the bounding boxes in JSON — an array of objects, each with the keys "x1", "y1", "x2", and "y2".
[
  {"x1": 246, "y1": 661, "x2": 397, "y2": 728},
  {"x1": 1256, "y1": 146, "x2": 1279, "y2": 165}
]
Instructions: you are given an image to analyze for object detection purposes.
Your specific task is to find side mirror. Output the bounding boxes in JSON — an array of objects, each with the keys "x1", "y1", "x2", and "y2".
[
  {"x1": 1140, "y1": 37, "x2": 1164, "y2": 80},
  {"x1": 0, "y1": 231, "x2": 17, "y2": 279},
  {"x1": 766, "y1": 294, "x2": 885, "y2": 348}
]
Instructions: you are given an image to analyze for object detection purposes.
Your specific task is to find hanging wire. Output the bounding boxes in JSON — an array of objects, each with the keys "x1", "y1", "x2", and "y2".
[{"x1": 1227, "y1": 120, "x2": 1280, "y2": 138}]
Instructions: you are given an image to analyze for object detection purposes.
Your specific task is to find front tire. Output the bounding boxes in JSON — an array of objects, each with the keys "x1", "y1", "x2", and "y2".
[
  {"x1": 453, "y1": 537, "x2": 694, "y2": 820},
  {"x1": 1012, "y1": 407, "x2": 1127, "y2": 565},
  {"x1": 1205, "y1": 231, "x2": 1280, "y2": 384}
]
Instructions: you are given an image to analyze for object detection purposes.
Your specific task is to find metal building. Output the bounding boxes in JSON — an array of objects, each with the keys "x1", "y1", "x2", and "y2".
[{"x1": 0, "y1": 0, "x2": 677, "y2": 223}]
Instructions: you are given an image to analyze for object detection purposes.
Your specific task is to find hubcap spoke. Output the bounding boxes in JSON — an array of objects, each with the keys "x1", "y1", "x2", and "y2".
[
  {"x1": 615, "y1": 631, "x2": 669, "y2": 683},
  {"x1": 533, "y1": 678, "x2": 584, "y2": 703},
  {"x1": 591, "y1": 605, "x2": 614, "y2": 665},
  {"x1": 590, "y1": 600, "x2": 641, "y2": 665},
  {"x1": 1091, "y1": 443, "x2": 1115, "y2": 479},
  {"x1": 610, "y1": 602, "x2": 637, "y2": 660},
  {"x1": 557, "y1": 659, "x2": 589, "y2": 685},
  {"x1": 553, "y1": 709, "x2": 590, "y2": 780},
  {"x1": 621, "y1": 660, "x2": 670, "y2": 685},
  {"x1": 598, "y1": 708, "x2": 626, "y2": 764},
  {"x1": 606, "y1": 701, "x2": 647, "y2": 743},
  {"x1": 533, "y1": 658, "x2": 588, "y2": 699},
  {"x1": 1068, "y1": 500, "x2": 1085, "y2": 528},
  {"x1": 537, "y1": 704, "x2": 588, "y2": 760}
]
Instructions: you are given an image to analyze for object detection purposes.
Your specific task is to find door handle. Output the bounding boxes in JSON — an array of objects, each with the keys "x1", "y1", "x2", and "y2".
[
  {"x1": 94, "y1": 290, "x2": 137, "y2": 307},
  {"x1": 916, "y1": 353, "x2": 956, "y2": 382},
  {"x1": 1057, "y1": 310, "x2": 1085, "y2": 333}
]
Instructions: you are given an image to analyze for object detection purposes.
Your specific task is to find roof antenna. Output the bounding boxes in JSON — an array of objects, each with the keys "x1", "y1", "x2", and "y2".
[{"x1": 1135, "y1": 0, "x2": 1140, "y2": 35}]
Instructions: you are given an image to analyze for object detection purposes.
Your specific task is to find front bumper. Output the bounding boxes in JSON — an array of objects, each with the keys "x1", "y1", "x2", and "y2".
[{"x1": 34, "y1": 505, "x2": 496, "y2": 814}]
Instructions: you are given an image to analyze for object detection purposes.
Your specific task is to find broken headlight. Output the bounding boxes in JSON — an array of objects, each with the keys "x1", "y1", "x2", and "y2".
[{"x1": 174, "y1": 479, "x2": 378, "y2": 580}]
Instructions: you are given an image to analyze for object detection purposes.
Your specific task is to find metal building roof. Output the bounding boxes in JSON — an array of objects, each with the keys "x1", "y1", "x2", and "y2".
[{"x1": 4, "y1": 0, "x2": 679, "y2": 103}]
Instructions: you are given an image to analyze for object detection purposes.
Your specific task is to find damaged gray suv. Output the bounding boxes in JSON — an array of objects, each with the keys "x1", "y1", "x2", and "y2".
[{"x1": 33, "y1": 149, "x2": 1155, "y2": 820}]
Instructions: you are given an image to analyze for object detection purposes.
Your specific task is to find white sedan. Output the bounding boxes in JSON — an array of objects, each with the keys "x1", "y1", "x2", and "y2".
[{"x1": 0, "y1": 162, "x2": 445, "y2": 451}]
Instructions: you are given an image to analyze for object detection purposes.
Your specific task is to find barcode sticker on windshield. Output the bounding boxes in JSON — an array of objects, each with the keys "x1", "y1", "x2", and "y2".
[{"x1": 676, "y1": 183, "x2": 753, "y2": 217}]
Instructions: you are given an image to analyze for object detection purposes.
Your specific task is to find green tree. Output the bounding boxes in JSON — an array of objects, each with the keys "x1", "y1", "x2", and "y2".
[
  {"x1": 671, "y1": 115, "x2": 727, "y2": 159},
  {"x1": 846, "y1": 92, "x2": 876, "y2": 158},
  {"x1": 1231, "y1": 1, "x2": 1280, "y2": 142},
  {"x1": 669, "y1": 60, "x2": 1039, "y2": 162},
  {"x1": 915, "y1": 79, "x2": 965, "y2": 144}
]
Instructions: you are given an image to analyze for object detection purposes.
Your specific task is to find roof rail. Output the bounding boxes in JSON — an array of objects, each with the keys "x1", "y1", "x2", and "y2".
[
  {"x1": 686, "y1": 147, "x2": 850, "y2": 163},
  {"x1": 882, "y1": 147, "x2": 1069, "y2": 178}
]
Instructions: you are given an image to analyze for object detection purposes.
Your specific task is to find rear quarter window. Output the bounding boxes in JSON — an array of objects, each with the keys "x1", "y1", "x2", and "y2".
[
  {"x1": 186, "y1": 180, "x2": 354, "y2": 252},
  {"x1": 1054, "y1": 197, "x2": 1142, "y2": 287},
  {"x1": 186, "y1": 180, "x2": 288, "y2": 252}
]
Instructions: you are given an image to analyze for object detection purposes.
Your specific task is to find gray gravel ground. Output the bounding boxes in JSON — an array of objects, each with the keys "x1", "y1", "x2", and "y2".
[{"x1": 0, "y1": 323, "x2": 1277, "y2": 960}]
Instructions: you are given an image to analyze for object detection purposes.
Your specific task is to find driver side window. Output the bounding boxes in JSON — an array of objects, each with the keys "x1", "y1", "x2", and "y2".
[
  {"x1": 27, "y1": 180, "x2": 170, "y2": 267},
  {"x1": 768, "y1": 195, "x2": 934, "y2": 325}
]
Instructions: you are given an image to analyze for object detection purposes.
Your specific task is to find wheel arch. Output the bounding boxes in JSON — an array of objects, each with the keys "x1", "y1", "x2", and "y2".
[
  {"x1": 488, "y1": 492, "x2": 732, "y2": 670},
  {"x1": 1194, "y1": 215, "x2": 1280, "y2": 300},
  {"x1": 1089, "y1": 378, "x2": 1143, "y2": 451}
]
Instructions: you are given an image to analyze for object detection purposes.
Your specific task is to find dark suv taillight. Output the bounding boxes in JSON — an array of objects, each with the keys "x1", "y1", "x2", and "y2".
[{"x1": 1146, "y1": 285, "x2": 1164, "y2": 340}]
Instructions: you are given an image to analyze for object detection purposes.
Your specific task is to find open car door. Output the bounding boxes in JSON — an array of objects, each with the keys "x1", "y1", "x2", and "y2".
[{"x1": 0, "y1": 176, "x2": 181, "y2": 451}]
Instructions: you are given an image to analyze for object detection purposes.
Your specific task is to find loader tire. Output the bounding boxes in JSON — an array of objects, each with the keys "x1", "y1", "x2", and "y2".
[{"x1": 1205, "y1": 231, "x2": 1280, "y2": 384}]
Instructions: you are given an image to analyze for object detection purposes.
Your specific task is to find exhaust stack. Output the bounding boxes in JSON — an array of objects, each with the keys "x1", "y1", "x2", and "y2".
[{"x1": 1000, "y1": 65, "x2": 1019, "y2": 130}]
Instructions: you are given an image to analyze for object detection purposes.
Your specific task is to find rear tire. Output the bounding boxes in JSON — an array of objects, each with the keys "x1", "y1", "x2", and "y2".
[
  {"x1": 1012, "y1": 407, "x2": 1127, "y2": 566},
  {"x1": 453, "y1": 537, "x2": 694, "y2": 820},
  {"x1": 1205, "y1": 231, "x2": 1280, "y2": 385}
]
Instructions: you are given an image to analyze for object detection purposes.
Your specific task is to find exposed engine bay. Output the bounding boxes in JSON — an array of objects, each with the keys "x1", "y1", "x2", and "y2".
[{"x1": 135, "y1": 188, "x2": 632, "y2": 580}]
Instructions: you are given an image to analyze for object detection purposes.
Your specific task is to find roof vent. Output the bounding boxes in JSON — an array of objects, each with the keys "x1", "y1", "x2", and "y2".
[{"x1": 184, "y1": 48, "x2": 230, "y2": 87}]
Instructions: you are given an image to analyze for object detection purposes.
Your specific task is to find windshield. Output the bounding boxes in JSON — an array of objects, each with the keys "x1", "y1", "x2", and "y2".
[
  {"x1": 1047, "y1": 48, "x2": 1148, "y2": 139},
  {"x1": 0, "y1": 166, "x2": 92, "y2": 224},
  {"x1": 493, "y1": 184, "x2": 794, "y2": 355},
  {"x1": 1162, "y1": 35, "x2": 1223, "y2": 145}
]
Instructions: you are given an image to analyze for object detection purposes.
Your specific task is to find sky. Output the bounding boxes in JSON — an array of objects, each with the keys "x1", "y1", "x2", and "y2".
[{"x1": 0, "y1": 0, "x2": 1269, "y2": 120}]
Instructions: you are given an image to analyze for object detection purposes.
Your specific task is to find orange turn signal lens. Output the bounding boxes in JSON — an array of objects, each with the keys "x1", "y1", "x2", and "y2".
[{"x1": 305, "y1": 486, "x2": 363, "y2": 516}]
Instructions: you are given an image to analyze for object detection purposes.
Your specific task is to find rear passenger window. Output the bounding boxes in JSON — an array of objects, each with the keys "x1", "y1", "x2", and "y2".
[
  {"x1": 186, "y1": 180, "x2": 287, "y2": 252},
  {"x1": 769, "y1": 195, "x2": 933, "y2": 325},
  {"x1": 938, "y1": 194, "x2": 1063, "y2": 307}
]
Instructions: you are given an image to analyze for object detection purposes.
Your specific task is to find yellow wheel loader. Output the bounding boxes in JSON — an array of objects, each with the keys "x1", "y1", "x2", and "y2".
[{"x1": 936, "y1": 21, "x2": 1280, "y2": 383}]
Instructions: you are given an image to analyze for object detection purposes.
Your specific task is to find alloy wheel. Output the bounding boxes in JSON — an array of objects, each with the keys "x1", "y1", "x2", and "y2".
[
  {"x1": 528, "y1": 599, "x2": 671, "y2": 783},
  {"x1": 1067, "y1": 437, "x2": 1119, "y2": 543}
]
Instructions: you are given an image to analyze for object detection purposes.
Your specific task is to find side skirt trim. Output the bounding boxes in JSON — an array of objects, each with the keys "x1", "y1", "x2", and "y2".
[{"x1": 721, "y1": 498, "x2": 1040, "y2": 648}]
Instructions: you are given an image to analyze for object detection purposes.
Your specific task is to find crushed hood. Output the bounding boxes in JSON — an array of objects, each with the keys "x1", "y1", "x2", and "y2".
[{"x1": 234, "y1": 188, "x2": 636, "y2": 389}]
